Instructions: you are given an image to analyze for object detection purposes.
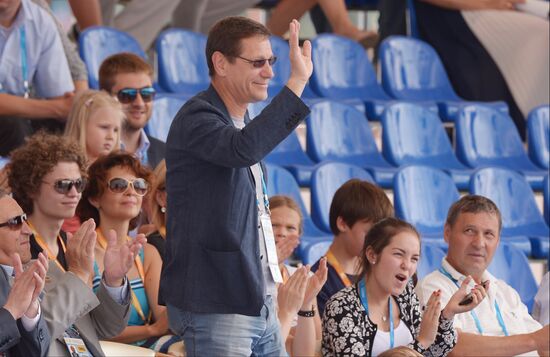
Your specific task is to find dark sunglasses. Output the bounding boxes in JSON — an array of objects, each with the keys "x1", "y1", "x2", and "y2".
[
  {"x1": 50, "y1": 178, "x2": 87, "y2": 194},
  {"x1": 236, "y1": 55, "x2": 277, "y2": 68},
  {"x1": 0, "y1": 213, "x2": 27, "y2": 230},
  {"x1": 116, "y1": 87, "x2": 156, "y2": 104},
  {"x1": 108, "y1": 177, "x2": 149, "y2": 196}
]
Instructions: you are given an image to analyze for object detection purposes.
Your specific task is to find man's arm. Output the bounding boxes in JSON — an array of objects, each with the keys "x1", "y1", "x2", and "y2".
[
  {"x1": 0, "y1": 93, "x2": 73, "y2": 119},
  {"x1": 0, "y1": 307, "x2": 20, "y2": 353},
  {"x1": 450, "y1": 326, "x2": 549, "y2": 357}
]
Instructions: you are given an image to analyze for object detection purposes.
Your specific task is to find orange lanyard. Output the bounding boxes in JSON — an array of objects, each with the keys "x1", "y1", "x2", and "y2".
[
  {"x1": 96, "y1": 229, "x2": 149, "y2": 323},
  {"x1": 159, "y1": 226, "x2": 166, "y2": 239},
  {"x1": 280, "y1": 265, "x2": 290, "y2": 284},
  {"x1": 28, "y1": 220, "x2": 67, "y2": 272},
  {"x1": 326, "y1": 249, "x2": 353, "y2": 287}
]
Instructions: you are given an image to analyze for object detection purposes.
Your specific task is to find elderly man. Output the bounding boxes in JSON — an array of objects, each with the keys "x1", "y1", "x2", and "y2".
[
  {"x1": 416, "y1": 195, "x2": 549, "y2": 356},
  {"x1": 0, "y1": 190, "x2": 49, "y2": 356},
  {"x1": 160, "y1": 17, "x2": 312, "y2": 356}
]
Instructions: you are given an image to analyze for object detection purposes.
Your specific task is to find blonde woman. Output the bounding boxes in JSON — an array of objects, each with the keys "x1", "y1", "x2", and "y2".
[{"x1": 65, "y1": 89, "x2": 124, "y2": 165}]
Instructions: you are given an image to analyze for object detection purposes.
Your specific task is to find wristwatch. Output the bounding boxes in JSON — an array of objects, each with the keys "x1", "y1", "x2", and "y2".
[{"x1": 297, "y1": 306, "x2": 316, "y2": 317}]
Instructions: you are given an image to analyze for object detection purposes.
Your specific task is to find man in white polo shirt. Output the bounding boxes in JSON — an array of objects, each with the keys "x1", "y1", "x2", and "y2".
[{"x1": 416, "y1": 195, "x2": 549, "y2": 356}]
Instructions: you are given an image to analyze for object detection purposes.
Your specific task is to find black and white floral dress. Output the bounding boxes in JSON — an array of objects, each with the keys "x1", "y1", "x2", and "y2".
[{"x1": 322, "y1": 280, "x2": 457, "y2": 356}]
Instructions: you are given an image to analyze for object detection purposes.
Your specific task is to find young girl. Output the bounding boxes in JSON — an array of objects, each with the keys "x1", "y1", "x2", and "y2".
[
  {"x1": 64, "y1": 90, "x2": 124, "y2": 233},
  {"x1": 269, "y1": 195, "x2": 328, "y2": 356},
  {"x1": 65, "y1": 89, "x2": 124, "y2": 165},
  {"x1": 322, "y1": 217, "x2": 487, "y2": 356}
]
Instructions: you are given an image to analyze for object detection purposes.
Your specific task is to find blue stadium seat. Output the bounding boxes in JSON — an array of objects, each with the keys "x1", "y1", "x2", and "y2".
[
  {"x1": 457, "y1": 105, "x2": 546, "y2": 191},
  {"x1": 79, "y1": 26, "x2": 146, "y2": 89},
  {"x1": 0, "y1": 157, "x2": 8, "y2": 170},
  {"x1": 310, "y1": 162, "x2": 375, "y2": 233},
  {"x1": 381, "y1": 103, "x2": 473, "y2": 189},
  {"x1": 470, "y1": 167, "x2": 549, "y2": 259},
  {"x1": 527, "y1": 105, "x2": 549, "y2": 170},
  {"x1": 265, "y1": 164, "x2": 331, "y2": 255},
  {"x1": 303, "y1": 240, "x2": 333, "y2": 266},
  {"x1": 268, "y1": 36, "x2": 291, "y2": 98},
  {"x1": 156, "y1": 29, "x2": 209, "y2": 96},
  {"x1": 544, "y1": 175, "x2": 549, "y2": 225},
  {"x1": 310, "y1": 34, "x2": 407, "y2": 121},
  {"x1": 379, "y1": 36, "x2": 508, "y2": 121},
  {"x1": 488, "y1": 243, "x2": 539, "y2": 312},
  {"x1": 394, "y1": 166, "x2": 459, "y2": 249},
  {"x1": 417, "y1": 243, "x2": 446, "y2": 280},
  {"x1": 146, "y1": 94, "x2": 187, "y2": 142},
  {"x1": 406, "y1": 0, "x2": 420, "y2": 39},
  {"x1": 306, "y1": 101, "x2": 398, "y2": 188}
]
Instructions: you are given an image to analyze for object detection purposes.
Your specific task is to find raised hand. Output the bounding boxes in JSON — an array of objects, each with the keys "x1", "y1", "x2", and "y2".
[
  {"x1": 65, "y1": 218, "x2": 97, "y2": 283},
  {"x1": 24, "y1": 253, "x2": 48, "y2": 318},
  {"x1": 442, "y1": 276, "x2": 487, "y2": 320},
  {"x1": 286, "y1": 19, "x2": 313, "y2": 97},
  {"x1": 276, "y1": 235, "x2": 300, "y2": 264},
  {"x1": 103, "y1": 230, "x2": 146, "y2": 287},
  {"x1": 417, "y1": 290, "x2": 442, "y2": 349},
  {"x1": 3, "y1": 253, "x2": 40, "y2": 319},
  {"x1": 278, "y1": 266, "x2": 309, "y2": 318},
  {"x1": 302, "y1": 257, "x2": 328, "y2": 309}
]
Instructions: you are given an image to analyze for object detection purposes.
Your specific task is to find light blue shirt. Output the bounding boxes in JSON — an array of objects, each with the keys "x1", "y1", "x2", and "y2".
[
  {"x1": 0, "y1": 0, "x2": 73, "y2": 97},
  {"x1": 121, "y1": 129, "x2": 151, "y2": 166}
]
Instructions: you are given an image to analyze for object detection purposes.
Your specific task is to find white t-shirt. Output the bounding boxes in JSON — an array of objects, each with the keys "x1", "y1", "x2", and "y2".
[
  {"x1": 371, "y1": 319, "x2": 414, "y2": 356},
  {"x1": 416, "y1": 258, "x2": 542, "y2": 356}
]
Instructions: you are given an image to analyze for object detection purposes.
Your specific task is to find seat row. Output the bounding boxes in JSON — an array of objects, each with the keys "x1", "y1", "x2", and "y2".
[
  {"x1": 78, "y1": 26, "x2": 515, "y2": 123},
  {"x1": 266, "y1": 162, "x2": 549, "y2": 259},
  {"x1": 147, "y1": 98, "x2": 549, "y2": 191}
]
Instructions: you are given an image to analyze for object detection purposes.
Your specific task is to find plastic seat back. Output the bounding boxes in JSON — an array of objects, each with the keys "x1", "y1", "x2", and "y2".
[
  {"x1": 303, "y1": 240, "x2": 332, "y2": 265},
  {"x1": 488, "y1": 243, "x2": 538, "y2": 311},
  {"x1": 470, "y1": 167, "x2": 549, "y2": 235},
  {"x1": 0, "y1": 157, "x2": 8, "y2": 170},
  {"x1": 306, "y1": 101, "x2": 380, "y2": 163},
  {"x1": 379, "y1": 36, "x2": 458, "y2": 101},
  {"x1": 146, "y1": 95, "x2": 187, "y2": 142},
  {"x1": 265, "y1": 164, "x2": 325, "y2": 237},
  {"x1": 79, "y1": 26, "x2": 146, "y2": 89},
  {"x1": 381, "y1": 103, "x2": 461, "y2": 167},
  {"x1": 457, "y1": 105, "x2": 537, "y2": 169},
  {"x1": 268, "y1": 36, "x2": 291, "y2": 97},
  {"x1": 311, "y1": 162, "x2": 375, "y2": 233},
  {"x1": 394, "y1": 166, "x2": 459, "y2": 236},
  {"x1": 527, "y1": 105, "x2": 549, "y2": 170},
  {"x1": 310, "y1": 34, "x2": 388, "y2": 100},
  {"x1": 156, "y1": 29, "x2": 209, "y2": 95},
  {"x1": 417, "y1": 243, "x2": 445, "y2": 280},
  {"x1": 544, "y1": 175, "x2": 549, "y2": 225}
]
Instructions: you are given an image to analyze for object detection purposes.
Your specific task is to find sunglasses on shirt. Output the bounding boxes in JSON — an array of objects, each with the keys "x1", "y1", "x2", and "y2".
[
  {"x1": 49, "y1": 178, "x2": 87, "y2": 194},
  {"x1": 116, "y1": 87, "x2": 156, "y2": 104},
  {"x1": 108, "y1": 177, "x2": 149, "y2": 196},
  {"x1": 236, "y1": 55, "x2": 278, "y2": 68},
  {"x1": 0, "y1": 213, "x2": 27, "y2": 231}
]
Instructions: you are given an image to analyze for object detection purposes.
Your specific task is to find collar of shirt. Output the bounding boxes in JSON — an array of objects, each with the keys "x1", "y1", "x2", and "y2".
[
  {"x1": 0, "y1": 264, "x2": 14, "y2": 277},
  {"x1": 441, "y1": 257, "x2": 497, "y2": 303},
  {"x1": 121, "y1": 129, "x2": 150, "y2": 162}
]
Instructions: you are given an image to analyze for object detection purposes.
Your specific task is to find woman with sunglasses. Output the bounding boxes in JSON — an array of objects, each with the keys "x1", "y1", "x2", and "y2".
[
  {"x1": 322, "y1": 218, "x2": 486, "y2": 357},
  {"x1": 77, "y1": 151, "x2": 178, "y2": 351},
  {"x1": 7, "y1": 132, "x2": 88, "y2": 268}
]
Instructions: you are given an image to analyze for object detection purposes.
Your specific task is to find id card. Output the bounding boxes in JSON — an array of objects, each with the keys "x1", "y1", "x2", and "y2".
[
  {"x1": 260, "y1": 214, "x2": 283, "y2": 283},
  {"x1": 63, "y1": 337, "x2": 92, "y2": 357}
]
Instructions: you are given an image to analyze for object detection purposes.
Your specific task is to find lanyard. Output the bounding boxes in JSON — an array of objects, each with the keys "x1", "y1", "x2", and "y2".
[
  {"x1": 19, "y1": 26, "x2": 29, "y2": 98},
  {"x1": 358, "y1": 279, "x2": 394, "y2": 349},
  {"x1": 438, "y1": 268, "x2": 509, "y2": 336},
  {"x1": 325, "y1": 249, "x2": 353, "y2": 287},
  {"x1": 28, "y1": 220, "x2": 67, "y2": 272},
  {"x1": 254, "y1": 164, "x2": 270, "y2": 215},
  {"x1": 96, "y1": 229, "x2": 150, "y2": 323}
]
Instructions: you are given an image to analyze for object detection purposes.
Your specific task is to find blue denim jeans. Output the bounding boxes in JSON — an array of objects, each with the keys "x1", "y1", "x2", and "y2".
[{"x1": 167, "y1": 296, "x2": 287, "y2": 357}]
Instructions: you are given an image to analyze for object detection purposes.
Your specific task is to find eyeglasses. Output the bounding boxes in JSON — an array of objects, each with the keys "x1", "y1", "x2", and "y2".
[
  {"x1": 116, "y1": 87, "x2": 156, "y2": 104},
  {"x1": 108, "y1": 177, "x2": 149, "y2": 196},
  {"x1": 0, "y1": 213, "x2": 27, "y2": 231},
  {"x1": 48, "y1": 178, "x2": 87, "y2": 194},
  {"x1": 236, "y1": 55, "x2": 277, "y2": 68}
]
